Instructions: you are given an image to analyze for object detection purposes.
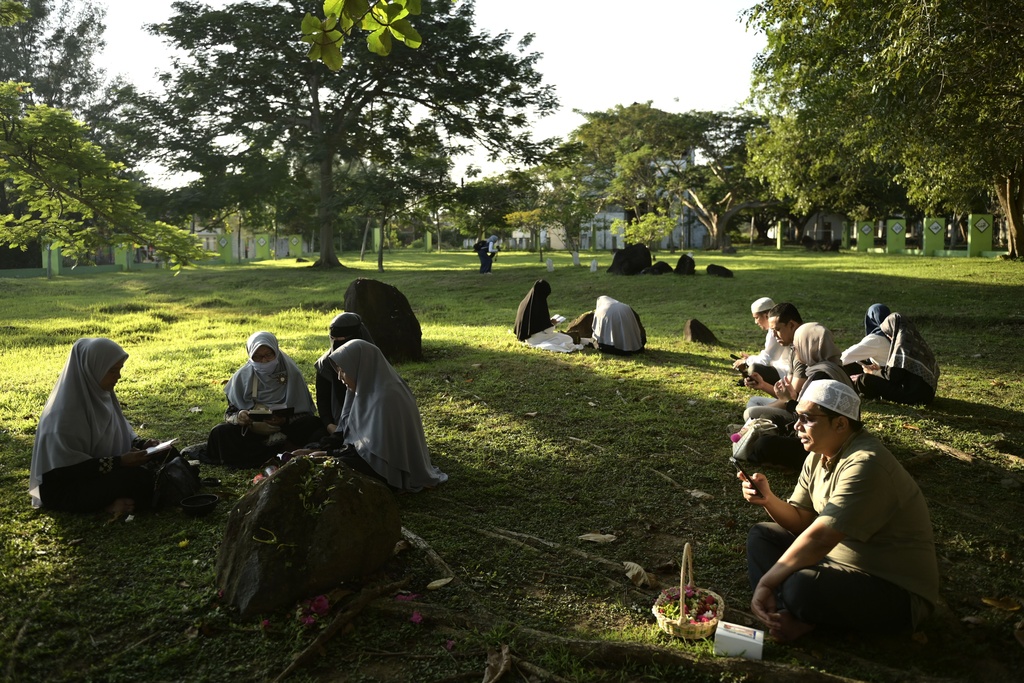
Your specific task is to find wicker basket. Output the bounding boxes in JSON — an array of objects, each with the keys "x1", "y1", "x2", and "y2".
[{"x1": 651, "y1": 542, "x2": 724, "y2": 639}]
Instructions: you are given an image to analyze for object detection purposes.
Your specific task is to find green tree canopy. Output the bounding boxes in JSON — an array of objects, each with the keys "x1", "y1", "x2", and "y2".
[
  {"x1": 137, "y1": 0, "x2": 556, "y2": 268},
  {"x1": 746, "y1": 0, "x2": 1024, "y2": 257}
]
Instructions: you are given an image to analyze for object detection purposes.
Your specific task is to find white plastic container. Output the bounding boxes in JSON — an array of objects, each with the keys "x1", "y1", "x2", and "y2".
[{"x1": 713, "y1": 621, "x2": 764, "y2": 660}]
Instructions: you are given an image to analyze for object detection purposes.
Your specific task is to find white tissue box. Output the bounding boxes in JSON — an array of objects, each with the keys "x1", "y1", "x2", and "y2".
[{"x1": 713, "y1": 621, "x2": 764, "y2": 659}]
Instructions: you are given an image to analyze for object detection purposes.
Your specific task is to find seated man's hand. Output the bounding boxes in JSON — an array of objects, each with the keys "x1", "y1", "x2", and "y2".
[{"x1": 732, "y1": 354, "x2": 749, "y2": 370}]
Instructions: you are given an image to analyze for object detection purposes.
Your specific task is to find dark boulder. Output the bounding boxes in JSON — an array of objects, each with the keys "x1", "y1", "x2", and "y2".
[
  {"x1": 706, "y1": 264, "x2": 734, "y2": 278},
  {"x1": 564, "y1": 311, "x2": 595, "y2": 344},
  {"x1": 216, "y1": 457, "x2": 401, "y2": 618},
  {"x1": 606, "y1": 244, "x2": 652, "y2": 275},
  {"x1": 683, "y1": 319, "x2": 719, "y2": 345},
  {"x1": 674, "y1": 254, "x2": 696, "y2": 275},
  {"x1": 640, "y1": 261, "x2": 673, "y2": 275},
  {"x1": 343, "y1": 278, "x2": 422, "y2": 362}
]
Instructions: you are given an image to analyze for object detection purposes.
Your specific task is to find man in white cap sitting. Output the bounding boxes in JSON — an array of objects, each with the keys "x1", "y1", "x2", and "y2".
[
  {"x1": 736, "y1": 379, "x2": 939, "y2": 642},
  {"x1": 733, "y1": 297, "x2": 790, "y2": 389}
]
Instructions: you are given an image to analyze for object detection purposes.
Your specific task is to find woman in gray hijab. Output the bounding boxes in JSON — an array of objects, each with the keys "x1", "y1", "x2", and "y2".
[
  {"x1": 310, "y1": 339, "x2": 447, "y2": 492},
  {"x1": 851, "y1": 312, "x2": 938, "y2": 405},
  {"x1": 314, "y1": 312, "x2": 374, "y2": 434},
  {"x1": 29, "y1": 338, "x2": 171, "y2": 514},
  {"x1": 205, "y1": 331, "x2": 325, "y2": 468}
]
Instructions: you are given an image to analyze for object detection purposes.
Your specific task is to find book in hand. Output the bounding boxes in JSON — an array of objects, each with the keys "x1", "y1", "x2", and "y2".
[
  {"x1": 551, "y1": 314, "x2": 566, "y2": 324},
  {"x1": 248, "y1": 406, "x2": 295, "y2": 422},
  {"x1": 146, "y1": 438, "x2": 178, "y2": 455}
]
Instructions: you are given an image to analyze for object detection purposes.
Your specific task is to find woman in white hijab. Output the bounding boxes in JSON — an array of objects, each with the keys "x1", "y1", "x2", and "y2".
[
  {"x1": 205, "y1": 331, "x2": 325, "y2": 468},
  {"x1": 591, "y1": 296, "x2": 646, "y2": 355},
  {"x1": 312, "y1": 339, "x2": 447, "y2": 492},
  {"x1": 29, "y1": 338, "x2": 165, "y2": 513}
]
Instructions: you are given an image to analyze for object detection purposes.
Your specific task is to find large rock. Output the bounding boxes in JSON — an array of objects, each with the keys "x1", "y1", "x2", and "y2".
[
  {"x1": 564, "y1": 311, "x2": 595, "y2": 344},
  {"x1": 639, "y1": 261, "x2": 673, "y2": 275},
  {"x1": 683, "y1": 318, "x2": 719, "y2": 345},
  {"x1": 216, "y1": 457, "x2": 401, "y2": 618},
  {"x1": 674, "y1": 254, "x2": 696, "y2": 275},
  {"x1": 705, "y1": 264, "x2": 734, "y2": 278},
  {"x1": 606, "y1": 244, "x2": 652, "y2": 275},
  {"x1": 343, "y1": 278, "x2": 422, "y2": 362}
]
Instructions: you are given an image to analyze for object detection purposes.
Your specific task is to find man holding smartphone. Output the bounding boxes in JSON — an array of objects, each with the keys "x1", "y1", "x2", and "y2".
[{"x1": 737, "y1": 380, "x2": 939, "y2": 642}]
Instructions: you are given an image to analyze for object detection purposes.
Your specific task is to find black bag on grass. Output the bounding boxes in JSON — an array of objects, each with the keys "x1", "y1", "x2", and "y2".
[{"x1": 152, "y1": 456, "x2": 202, "y2": 509}]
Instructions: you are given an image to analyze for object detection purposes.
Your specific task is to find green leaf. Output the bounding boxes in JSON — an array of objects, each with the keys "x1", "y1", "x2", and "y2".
[
  {"x1": 323, "y1": 14, "x2": 337, "y2": 31},
  {"x1": 361, "y1": 12, "x2": 383, "y2": 31},
  {"x1": 323, "y1": 0, "x2": 345, "y2": 16},
  {"x1": 306, "y1": 42, "x2": 323, "y2": 61},
  {"x1": 390, "y1": 19, "x2": 421, "y2": 48},
  {"x1": 343, "y1": 0, "x2": 369, "y2": 21},
  {"x1": 321, "y1": 41, "x2": 344, "y2": 71},
  {"x1": 403, "y1": 0, "x2": 421, "y2": 15},
  {"x1": 386, "y1": 3, "x2": 408, "y2": 22},
  {"x1": 301, "y1": 12, "x2": 321, "y2": 34},
  {"x1": 366, "y1": 26, "x2": 392, "y2": 56}
]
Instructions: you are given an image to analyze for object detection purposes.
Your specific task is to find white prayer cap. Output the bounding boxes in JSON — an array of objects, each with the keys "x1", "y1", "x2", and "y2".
[
  {"x1": 750, "y1": 297, "x2": 775, "y2": 315},
  {"x1": 801, "y1": 380, "x2": 861, "y2": 420}
]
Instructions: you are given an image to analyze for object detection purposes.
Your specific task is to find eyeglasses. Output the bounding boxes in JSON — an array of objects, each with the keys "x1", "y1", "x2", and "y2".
[{"x1": 794, "y1": 411, "x2": 830, "y2": 426}]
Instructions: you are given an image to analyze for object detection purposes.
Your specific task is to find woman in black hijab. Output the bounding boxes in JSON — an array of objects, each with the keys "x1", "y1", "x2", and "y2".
[
  {"x1": 514, "y1": 279, "x2": 554, "y2": 341},
  {"x1": 314, "y1": 312, "x2": 374, "y2": 434}
]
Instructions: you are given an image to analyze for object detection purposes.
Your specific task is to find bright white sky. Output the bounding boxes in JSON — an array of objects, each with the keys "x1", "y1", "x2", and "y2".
[{"x1": 95, "y1": 0, "x2": 766, "y2": 186}]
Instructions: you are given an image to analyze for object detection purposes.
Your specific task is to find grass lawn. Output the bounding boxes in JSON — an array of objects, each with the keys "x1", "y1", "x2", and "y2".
[{"x1": 1, "y1": 247, "x2": 1023, "y2": 682}]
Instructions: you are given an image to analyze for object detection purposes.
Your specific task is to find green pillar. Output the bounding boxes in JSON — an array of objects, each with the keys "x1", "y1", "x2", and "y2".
[
  {"x1": 923, "y1": 217, "x2": 945, "y2": 256},
  {"x1": 886, "y1": 219, "x2": 906, "y2": 254},
  {"x1": 287, "y1": 234, "x2": 302, "y2": 257},
  {"x1": 42, "y1": 243, "x2": 62, "y2": 276},
  {"x1": 424, "y1": 231, "x2": 432, "y2": 252},
  {"x1": 373, "y1": 224, "x2": 382, "y2": 253},
  {"x1": 253, "y1": 233, "x2": 271, "y2": 261},
  {"x1": 776, "y1": 220, "x2": 784, "y2": 250},
  {"x1": 856, "y1": 221, "x2": 873, "y2": 252},
  {"x1": 114, "y1": 245, "x2": 131, "y2": 271},
  {"x1": 841, "y1": 221, "x2": 850, "y2": 249},
  {"x1": 968, "y1": 213, "x2": 993, "y2": 257},
  {"x1": 217, "y1": 234, "x2": 233, "y2": 263}
]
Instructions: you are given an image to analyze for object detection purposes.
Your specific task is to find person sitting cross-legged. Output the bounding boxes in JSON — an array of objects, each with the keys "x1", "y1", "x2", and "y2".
[
  {"x1": 737, "y1": 379, "x2": 939, "y2": 642},
  {"x1": 733, "y1": 296, "x2": 790, "y2": 388}
]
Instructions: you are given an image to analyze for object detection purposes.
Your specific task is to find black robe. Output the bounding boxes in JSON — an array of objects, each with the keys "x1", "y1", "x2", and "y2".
[{"x1": 513, "y1": 280, "x2": 552, "y2": 341}]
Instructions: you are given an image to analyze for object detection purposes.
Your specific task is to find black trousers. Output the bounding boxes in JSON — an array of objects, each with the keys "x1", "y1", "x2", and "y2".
[
  {"x1": 206, "y1": 415, "x2": 327, "y2": 468},
  {"x1": 40, "y1": 466, "x2": 154, "y2": 513},
  {"x1": 747, "y1": 522, "x2": 915, "y2": 633},
  {"x1": 854, "y1": 367, "x2": 935, "y2": 405}
]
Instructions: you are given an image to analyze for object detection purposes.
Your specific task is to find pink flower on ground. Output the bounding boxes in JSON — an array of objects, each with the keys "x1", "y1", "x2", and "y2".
[
  {"x1": 410, "y1": 611, "x2": 423, "y2": 625},
  {"x1": 309, "y1": 595, "x2": 329, "y2": 616},
  {"x1": 394, "y1": 593, "x2": 421, "y2": 601},
  {"x1": 261, "y1": 619, "x2": 271, "y2": 630},
  {"x1": 300, "y1": 615, "x2": 316, "y2": 626},
  {"x1": 444, "y1": 639, "x2": 455, "y2": 651}
]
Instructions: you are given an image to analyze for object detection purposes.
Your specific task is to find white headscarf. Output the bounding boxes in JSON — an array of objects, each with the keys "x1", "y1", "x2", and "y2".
[
  {"x1": 224, "y1": 331, "x2": 315, "y2": 414},
  {"x1": 29, "y1": 338, "x2": 137, "y2": 508},
  {"x1": 328, "y1": 339, "x2": 447, "y2": 492},
  {"x1": 592, "y1": 296, "x2": 645, "y2": 353}
]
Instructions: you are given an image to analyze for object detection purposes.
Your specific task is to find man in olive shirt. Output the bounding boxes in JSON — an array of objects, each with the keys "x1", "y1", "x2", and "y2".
[{"x1": 737, "y1": 379, "x2": 939, "y2": 641}]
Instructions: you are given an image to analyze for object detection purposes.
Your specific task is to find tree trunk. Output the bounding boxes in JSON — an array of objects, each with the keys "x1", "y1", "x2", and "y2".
[
  {"x1": 359, "y1": 216, "x2": 371, "y2": 261},
  {"x1": 377, "y1": 218, "x2": 385, "y2": 273},
  {"x1": 315, "y1": 154, "x2": 342, "y2": 268},
  {"x1": 994, "y1": 171, "x2": 1023, "y2": 259}
]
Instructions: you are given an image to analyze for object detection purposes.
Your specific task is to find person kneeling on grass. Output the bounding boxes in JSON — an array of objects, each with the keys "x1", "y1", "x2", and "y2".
[
  {"x1": 29, "y1": 338, "x2": 177, "y2": 515},
  {"x1": 513, "y1": 279, "x2": 581, "y2": 353},
  {"x1": 737, "y1": 379, "x2": 938, "y2": 642},
  {"x1": 295, "y1": 339, "x2": 447, "y2": 493}
]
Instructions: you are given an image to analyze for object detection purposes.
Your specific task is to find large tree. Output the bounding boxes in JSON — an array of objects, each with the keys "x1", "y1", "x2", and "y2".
[
  {"x1": 0, "y1": 82, "x2": 205, "y2": 266},
  {"x1": 0, "y1": 0, "x2": 106, "y2": 116},
  {"x1": 747, "y1": 0, "x2": 1024, "y2": 258},
  {"x1": 140, "y1": 0, "x2": 556, "y2": 268}
]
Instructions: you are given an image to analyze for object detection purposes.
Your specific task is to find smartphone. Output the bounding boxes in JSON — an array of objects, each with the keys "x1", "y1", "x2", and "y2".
[{"x1": 730, "y1": 457, "x2": 764, "y2": 498}]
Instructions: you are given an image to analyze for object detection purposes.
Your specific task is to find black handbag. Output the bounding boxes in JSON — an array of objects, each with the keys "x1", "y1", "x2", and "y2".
[{"x1": 152, "y1": 456, "x2": 202, "y2": 509}]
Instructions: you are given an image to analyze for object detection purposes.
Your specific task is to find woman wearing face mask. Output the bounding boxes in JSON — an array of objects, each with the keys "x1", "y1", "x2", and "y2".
[
  {"x1": 29, "y1": 338, "x2": 174, "y2": 514},
  {"x1": 205, "y1": 331, "x2": 325, "y2": 468},
  {"x1": 313, "y1": 312, "x2": 374, "y2": 435}
]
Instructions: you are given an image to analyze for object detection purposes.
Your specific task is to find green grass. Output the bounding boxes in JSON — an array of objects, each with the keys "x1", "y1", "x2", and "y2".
[{"x1": 1, "y1": 247, "x2": 1023, "y2": 682}]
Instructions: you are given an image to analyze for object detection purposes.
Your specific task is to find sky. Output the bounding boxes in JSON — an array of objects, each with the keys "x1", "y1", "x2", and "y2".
[{"x1": 94, "y1": 0, "x2": 766, "y2": 186}]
